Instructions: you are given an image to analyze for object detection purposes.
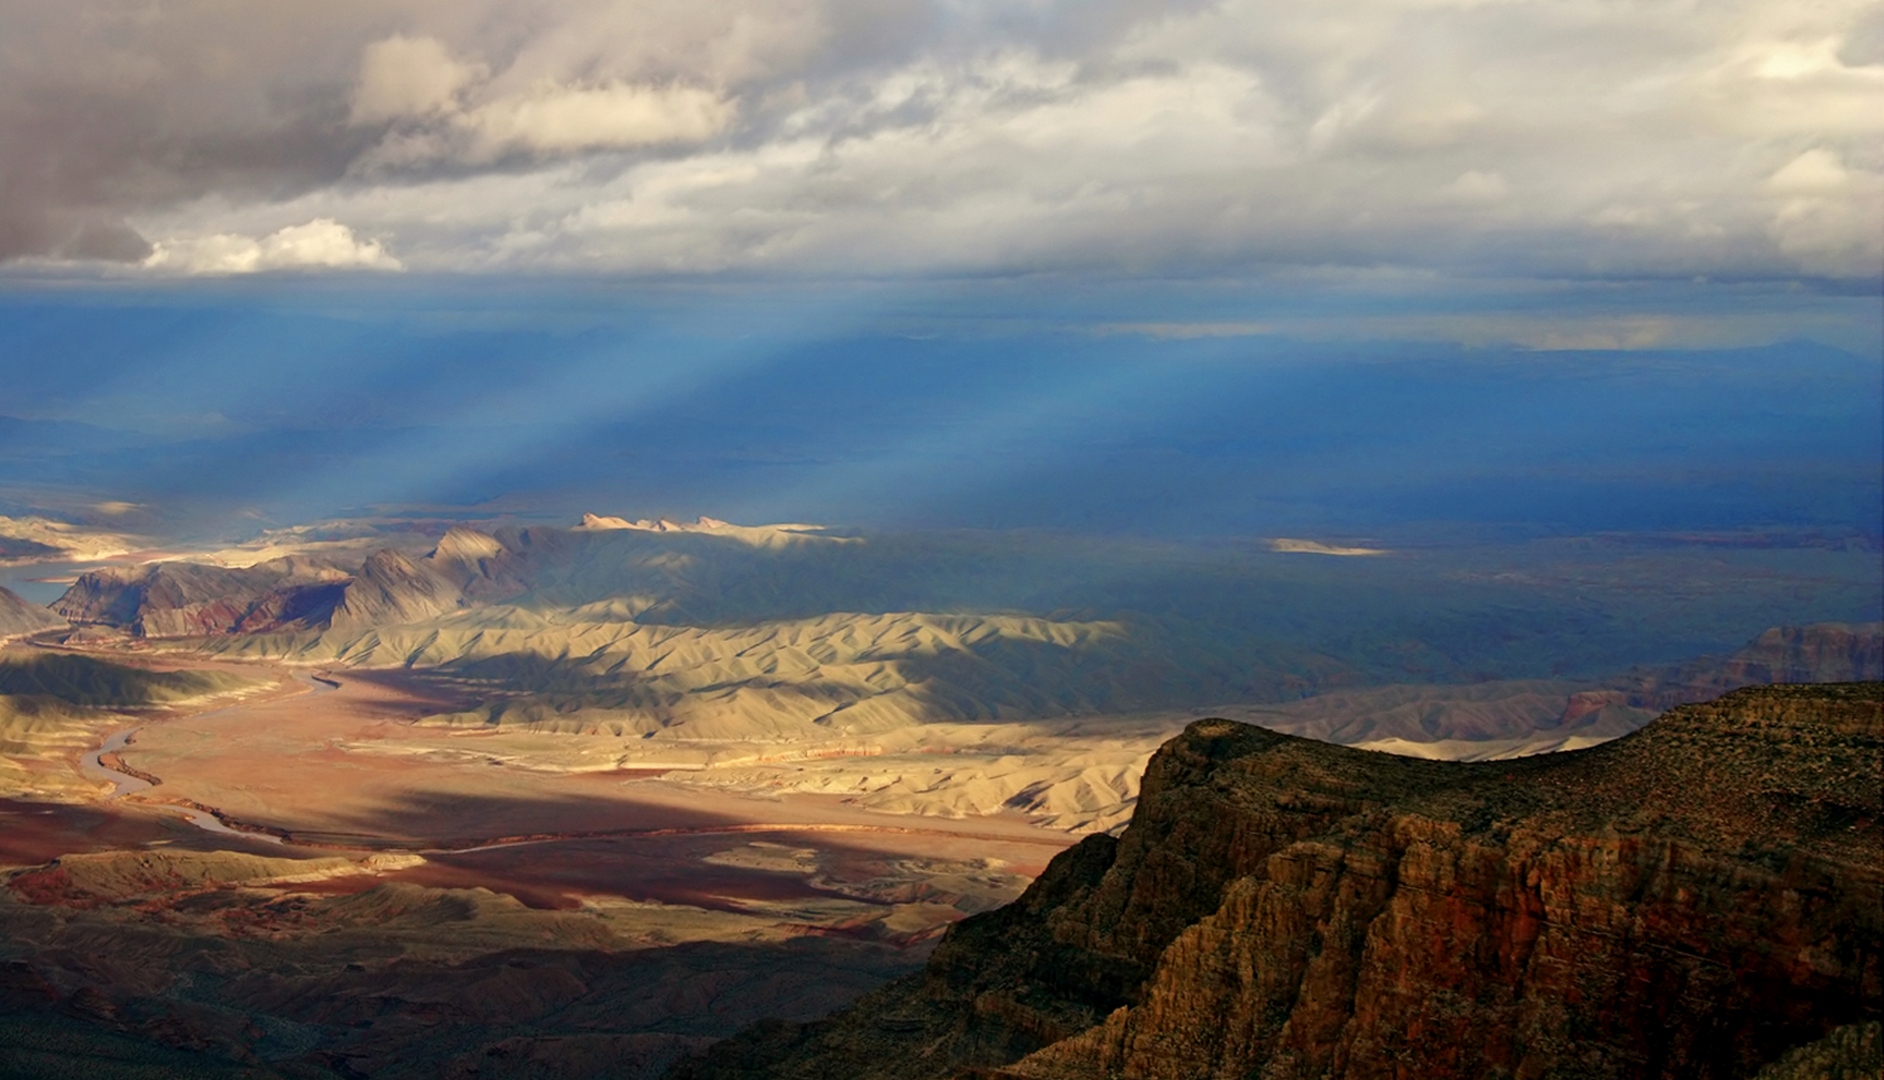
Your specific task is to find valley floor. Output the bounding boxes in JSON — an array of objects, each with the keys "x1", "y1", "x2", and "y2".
[{"x1": 0, "y1": 645, "x2": 1076, "y2": 1078}]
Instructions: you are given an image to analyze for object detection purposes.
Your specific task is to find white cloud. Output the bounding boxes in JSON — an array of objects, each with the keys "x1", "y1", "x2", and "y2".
[
  {"x1": 351, "y1": 35, "x2": 482, "y2": 124},
  {"x1": 1765, "y1": 148, "x2": 1854, "y2": 195},
  {"x1": 143, "y1": 219, "x2": 402, "y2": 275},
  {"x1": 1761, "y1": 148, "x2": 1883, "y2": 276},
  {"x1": 4, "y1": 0, "x2": 1880, "y2": 281},
  {"x1": 348, "y1": 34, "x2": 736, "y2": 166},
  {"x1": 462, "y1": 82, "x2": 736, "y2": 157},
  {"x1": 1443, "y1": 170, "x2": 1509, "y2": 203}
]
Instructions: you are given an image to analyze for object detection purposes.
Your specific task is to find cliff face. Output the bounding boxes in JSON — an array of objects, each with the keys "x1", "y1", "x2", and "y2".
[
  {"x1": 673, "y1": 683, "x2": 1883, "y2": 1080},
  {"x1": 1688, "y1": 622, "x2": 1882, "y2": 688}
]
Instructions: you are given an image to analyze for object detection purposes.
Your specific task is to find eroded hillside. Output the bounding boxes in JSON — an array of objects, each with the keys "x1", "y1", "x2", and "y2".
[{"x1": 0, "y1": 585, "x2": 62, "y2": 639}]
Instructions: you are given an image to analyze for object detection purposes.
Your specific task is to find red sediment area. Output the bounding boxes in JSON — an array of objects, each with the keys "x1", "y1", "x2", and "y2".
[
  {"x1": 10, "y1": 651, "x2": 1075, "y2": 934},
  {"x1": 0, "y1": 799, "x2": 175, "y2": 866},
  {"x1": 397, "y1": 834, "x2": 853, "y2": 912}
]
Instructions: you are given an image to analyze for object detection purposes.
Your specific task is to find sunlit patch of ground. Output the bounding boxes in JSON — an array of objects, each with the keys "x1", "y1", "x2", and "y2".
[
  {"x1": 0, "y1": 648, "x2": 1065, "y2": 1076},
  {"x1": 8, "y1": 655, "x2": 1064, "y2": 941},
  {"x1": 0, "y1": 515, "x2": 153, "y2": 566},
  {"x1": 1266, "y1": 537, "x2": 1389, "y2": 556}
]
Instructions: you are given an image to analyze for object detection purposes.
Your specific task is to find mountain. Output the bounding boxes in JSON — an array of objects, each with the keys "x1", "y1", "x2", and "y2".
[
  {"x1": 42, "y1": 515, "x2": 1884, "y2": 775},
  {"x1": 47, "y1": 519, "x2": 862, "y2": 640},
  {"x1": 1618, "y1": 621, "x2": 1884, "y2": 702},
  {"x1": 1723, "y1": 622, "x2": 1884, "y2": 682},
  {"x1": 326, "y1": 548, "x2": 466, "y2": 630},
  {"x1": 1234, "y1": 622, "x2": 1884, "y2": 759},
  {"x1": 0, "y1": 585, "x2": 63, "y2": 638},
  {"x1": 671, "y1": 682, "x2": 1883, "y2": 1079},
  {"x1": 50, "y1": 558, "x2": 351, "y2": 637}
]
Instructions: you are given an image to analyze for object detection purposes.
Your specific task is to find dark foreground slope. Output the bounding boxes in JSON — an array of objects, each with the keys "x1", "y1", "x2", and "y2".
[{"x1": 673, "y1": 683, "x2": 1883, "y2": 1080}]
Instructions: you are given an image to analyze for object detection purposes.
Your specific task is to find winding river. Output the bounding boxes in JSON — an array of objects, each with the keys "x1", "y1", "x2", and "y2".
[{"x1": 78, "y1": 672, "x2": 342, "y2": 845}]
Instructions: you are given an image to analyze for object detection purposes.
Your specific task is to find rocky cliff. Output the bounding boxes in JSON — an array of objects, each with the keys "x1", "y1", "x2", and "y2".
[
  {"x1": 1716, "y1": 622, "x2": 1883, "y2": 684},
  {"x1": 672, "y1": 683, "x2": 1883, "y2": 1079}
]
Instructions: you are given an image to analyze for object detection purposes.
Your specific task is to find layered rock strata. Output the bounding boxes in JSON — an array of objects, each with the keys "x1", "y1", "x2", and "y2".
[{"x1": 672, "y1": 683, "x2": 1883, "y2": 1079}]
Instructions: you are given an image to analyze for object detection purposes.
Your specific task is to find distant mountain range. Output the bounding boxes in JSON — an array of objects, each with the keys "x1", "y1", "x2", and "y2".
[
  {"x1": 37, "y1": 519, "x2": 1884, "y2": 763},
  {"x1": 1231, "y1": 621, "x2": 1884, "y2": 758},
  {"x1": 48, "y1": 519, "x2": 851, "y2": 638}
]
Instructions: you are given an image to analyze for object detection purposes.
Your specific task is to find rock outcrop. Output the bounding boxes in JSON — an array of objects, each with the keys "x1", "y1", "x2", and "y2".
[
  {"x1": 51, "y1": 559, "x2": 350, "y2": 637},
  {"x1": 672, "y1": 683, "x2": 1883, "y2": 1079},
  {"x1": 48, "y1": 535, "x2": 513, "y2": 638}
]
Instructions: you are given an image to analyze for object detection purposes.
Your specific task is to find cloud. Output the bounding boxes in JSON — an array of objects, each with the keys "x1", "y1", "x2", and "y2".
[
  {"x1": 1442, "y1": 170, "x2": 1509, "y2": 204},
  {"x1": 1766, "y1": 147, "x2": 1854, "y2": 195},
  {"x1": 1761, "y1": 148, "x2": 1883, "y2": 276},
  {"x1": 143, "y1": 219, "x2": 402, "y2": 274},
  {"x1": 0, "y1": 0, "x2": 1878, "y2": 283},
  {"x1": 348, "y1": 33, "x2": 734, "y2": 163},
  {"x1": 351, "y1": 35, "x2": 482, "y2": 124},
  {"x1": 464, "y1": 83, "x2": 735, "y2": 157}
]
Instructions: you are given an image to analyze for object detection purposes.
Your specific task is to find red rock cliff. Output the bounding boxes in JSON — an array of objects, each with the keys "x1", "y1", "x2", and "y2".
[{"x1": 672, "y1": 683, "x2": 1882, "y2": 1079}]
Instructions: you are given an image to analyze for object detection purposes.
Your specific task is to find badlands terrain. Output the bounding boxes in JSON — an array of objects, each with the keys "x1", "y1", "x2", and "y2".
[{"x1": 0, "y1": 512, "x2": 1878, "y2": 1077}]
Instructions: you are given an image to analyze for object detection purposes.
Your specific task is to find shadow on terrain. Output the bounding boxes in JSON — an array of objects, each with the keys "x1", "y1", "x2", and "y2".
[
  {"x1": 0, "y1": 653, "x2": 248, "y2": 708},
  {"x1": 0, "y1": 797, "x2": 279, "y2": 867},
  {"x1": 0, "y1": 788, "x2": 980, "y2": 1078},
  {"x1": 305, "y1": 785, "x2": 1061, "y2": 912},
  {"x1": 0, "y1": 929, "x2": 924, "y2": 1080}
]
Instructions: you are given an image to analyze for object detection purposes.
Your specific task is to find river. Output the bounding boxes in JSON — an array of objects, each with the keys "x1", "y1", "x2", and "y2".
[{"x1": 78, "y1": 672, "x2": 342, "y2": 845}]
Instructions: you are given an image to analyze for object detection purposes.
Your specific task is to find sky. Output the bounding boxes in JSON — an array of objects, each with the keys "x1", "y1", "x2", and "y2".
[
  {"x1": 0, "y1": 1, "x2": 1879, "y2": 544},
  {"x1": 1, "y1": 288, "x2": 1877, "y2": 541},
  {"x1": 1, "y1": 0, "x2": 1879, "y2": 284}
]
